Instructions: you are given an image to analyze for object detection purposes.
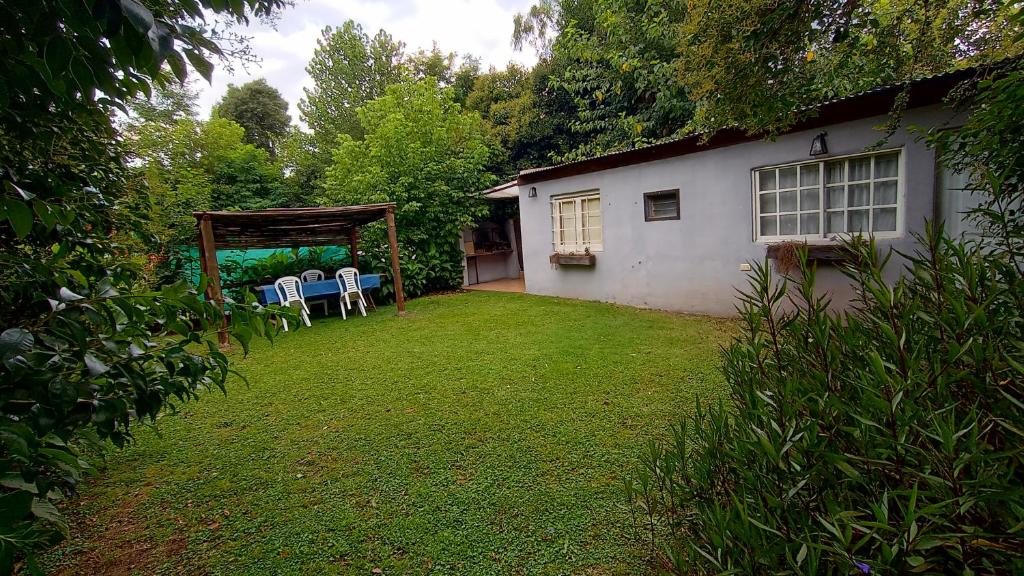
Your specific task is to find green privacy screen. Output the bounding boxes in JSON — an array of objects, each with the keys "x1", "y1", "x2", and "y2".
[{"x1": 180, "y1": 245, "x2": 351, "y2": 287}]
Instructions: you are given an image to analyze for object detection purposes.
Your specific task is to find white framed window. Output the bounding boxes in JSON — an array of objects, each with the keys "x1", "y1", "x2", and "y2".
[
  {"x1": 551, "y1": 191, "x2": 603, "y2": 253},
  {"x1": 754, "y1": 150, "x2": 902, "y2": 241}
]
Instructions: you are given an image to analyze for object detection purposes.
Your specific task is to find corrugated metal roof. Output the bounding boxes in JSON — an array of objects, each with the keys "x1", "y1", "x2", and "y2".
[{"x1": 477, "y1": 179, "x2": 518, "y2": 199}]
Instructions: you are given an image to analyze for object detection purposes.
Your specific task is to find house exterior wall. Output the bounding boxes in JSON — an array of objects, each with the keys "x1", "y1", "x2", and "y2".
[{"x1": 518, "y1": 105, "x2": 960, "y2": 316}]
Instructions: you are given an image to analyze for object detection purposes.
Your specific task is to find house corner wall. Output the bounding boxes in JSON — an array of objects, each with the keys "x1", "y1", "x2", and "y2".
[{"x1": 520, "y1": 105, "x2": 958, "y2": 316}]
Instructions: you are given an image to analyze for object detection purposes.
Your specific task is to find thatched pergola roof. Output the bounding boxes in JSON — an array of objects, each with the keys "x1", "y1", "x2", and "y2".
[
  {"x1": 192, "y1": 203, "x2": 396, "y2": 249},
  {"x1": 193, "y1": 203, "x2": 406, "y2": 347}
]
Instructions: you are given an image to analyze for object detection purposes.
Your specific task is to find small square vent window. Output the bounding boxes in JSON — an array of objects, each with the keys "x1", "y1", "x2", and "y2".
[{"x1": 644, "y1": 189, "x2": 680, "y2": 221}]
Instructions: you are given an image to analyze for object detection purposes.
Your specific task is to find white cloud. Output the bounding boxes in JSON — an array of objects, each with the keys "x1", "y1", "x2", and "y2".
[{"x1": 195, "y1": 0, "x2": 539, "y2": 124}]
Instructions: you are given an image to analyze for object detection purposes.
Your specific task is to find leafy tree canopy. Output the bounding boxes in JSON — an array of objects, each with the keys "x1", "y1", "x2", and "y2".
[
  {"x1": 299, "y1": 21, "x2": 406, "y2": 146},
  {"x1": 465, "y1": 62, "x2": 579, "y2": 177},
  {"x1": 677, "y1": 0, "x2": 1023, "y2": 134},
  {"x1": 213, "y1": 78, "x2": 292, "y2": 157},
  {"x1": 320, "y1": 79, "x2": 493, "y2": 296},
  {"x1": 513, "y1": 0, "x2": 693, "y2": 159},
  {"x1": 512, "y1": 0, "x2": 1022, "y2": 159}
]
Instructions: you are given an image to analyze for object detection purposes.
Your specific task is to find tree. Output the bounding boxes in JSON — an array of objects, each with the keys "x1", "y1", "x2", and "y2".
[
  {"x1": 213, "y1": 78, "x2": 291, "y2": 157},
  {"x1": 299, "y1": 21, "x2": 406, "y2": 146},
  {"x1": 297, "y1": 21, "x2": 406, "y2": 194},
  {"x1": 320, "y1": 80, "x2": 493, "y2": 296},
  {"x1": 513, "y1": 0, "x2": 693, "y2": 160},
  {"x1": 450, "y1": 55, "x2": 482, "y2": 106},
  {"x1": 128, "y1": 114, "x2": 287, "y2": 248},
  {"x1": 465, "y1": 62, "x2": 577, "y2": 177},
  {"x1": 675, "y1": 0, "x2": 1022, "y2": 134},
  {"x1": 0, "y1": 0, "x2": 287, "y2": 568},
  {"x1": 405, "y1": 43, "x2": 456, "y2": 84},
  {"x1": 277, "y1": 127, "x2": 322, "y2": 206},
  {"x1": 124, "y1": 79, "x2": 201, "y2": 127}
]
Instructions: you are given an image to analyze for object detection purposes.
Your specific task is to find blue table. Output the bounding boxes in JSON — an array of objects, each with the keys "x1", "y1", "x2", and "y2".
[{"x1": 255, "y1": 275, "x2": 382, "y2": 306}]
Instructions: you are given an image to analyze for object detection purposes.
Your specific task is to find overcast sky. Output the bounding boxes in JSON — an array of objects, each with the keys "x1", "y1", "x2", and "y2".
[{"x1": 197, "y1": 0, "x2": 540, "y2": 123}]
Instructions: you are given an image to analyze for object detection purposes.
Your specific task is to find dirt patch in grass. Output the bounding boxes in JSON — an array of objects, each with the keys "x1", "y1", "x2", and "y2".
[{"x1": 51, "y1": 486, "x2": 190, "y2": 576}]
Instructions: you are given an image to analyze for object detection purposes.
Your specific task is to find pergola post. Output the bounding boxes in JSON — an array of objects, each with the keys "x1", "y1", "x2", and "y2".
[
  {"x1": 197, "y1": 216, "x2": 229, "y2": 348},
  {"x1": 348, "y1": 228, "x2": 359, "y2": 268},
  {"x1": 385, "y1": 207, "x2": 406, "y2": 315}
]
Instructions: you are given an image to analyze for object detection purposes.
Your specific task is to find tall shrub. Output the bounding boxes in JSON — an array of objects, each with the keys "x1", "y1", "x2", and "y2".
[
  {"x1": 320, "y1": 79, "x2": 493, "y2": 297},
  {"x1": 626, "y1": 61, "x2": 1024, "y2": 574}
]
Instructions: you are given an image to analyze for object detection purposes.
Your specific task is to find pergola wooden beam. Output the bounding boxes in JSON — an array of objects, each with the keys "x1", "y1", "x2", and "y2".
[{"x1": 193, "y1": 203, "x2": 406, "y2": 348}]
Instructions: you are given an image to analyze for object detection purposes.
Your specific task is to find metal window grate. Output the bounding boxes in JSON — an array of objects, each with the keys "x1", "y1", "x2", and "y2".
[{"x1": 644, "y1": 189, "x2": 681, "y2": 221}]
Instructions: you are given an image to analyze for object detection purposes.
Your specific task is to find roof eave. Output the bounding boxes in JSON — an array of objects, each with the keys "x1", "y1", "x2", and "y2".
[{"x1": 517, "y1": 66, "x2": 982, "y2": 186}]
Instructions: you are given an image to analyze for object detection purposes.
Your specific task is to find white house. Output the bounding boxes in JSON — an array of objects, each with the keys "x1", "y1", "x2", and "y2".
[{"x1": 499, "y1": 67, "x2": 983, "y2": 316}]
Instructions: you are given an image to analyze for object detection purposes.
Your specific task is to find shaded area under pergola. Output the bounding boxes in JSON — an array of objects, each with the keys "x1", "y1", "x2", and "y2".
[{"x1": 193, "y1": 203, "x2": 406, "y2": 347}]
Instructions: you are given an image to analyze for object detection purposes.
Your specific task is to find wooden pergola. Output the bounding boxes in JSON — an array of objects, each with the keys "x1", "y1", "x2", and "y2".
[{"x1": 193, "y1": 203, "x2": 406, "y2": 347}]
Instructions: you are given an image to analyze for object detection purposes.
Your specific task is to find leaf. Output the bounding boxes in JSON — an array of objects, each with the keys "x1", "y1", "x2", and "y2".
[
  {"x1": 796, "y1": 543, "x2": 807, "y2": 566},
  {"x1": 33, "y1": 200, "x2": 57, "y2": 230},
  {"x1": 148, "y1": 22, "x2": 175, "y2": 63},
  {"x1": 166, "y1": 51, "x2": 188, "y2": 83},
  {"x1": 0, "y1": 474, "x2": 38, "y2": 494},
  {"x1": 31, "y1": 498, "x2": 69, "y2": 535},
  {"x1": 2, "y1": 198, "x2": 34, "y2": 238},
  {"x1": 118, "y1": 0, "x2": 155, "y2": 34},
  {"x1": 43, "y1": 37, "x2": 73, "y2": 79},
  {"x1": 184, "y1": 48, "x2": 214, "y2": 82},
  {"x1": 95, "y1": 277, "x2": 119, "y2": 298},
  {"x1": 58, "y1": 287, "x2": 84, "y2": 302},
  {"x1": 232, "y1": 325, "x2": 252, "y2": 355},
  {"x1": 84, "y1": 353, "x2": 109, "y2": 376},
  {"x1": 4, "y1": 180, "x2": 34, "y2": 201},
  {"x1": 0, "y1": 328, "x2": 34, "y2": 360},
  {"x1": 0, "y1": 490, "x2": 34, "y2": 524}
]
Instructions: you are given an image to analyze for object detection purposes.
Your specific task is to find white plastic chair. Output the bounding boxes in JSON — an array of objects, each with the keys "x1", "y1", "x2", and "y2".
[
  {"x1": 273, "y1": 276, "x2": 312, "y2": 331},
  {"x1": 299, "y1": 269, "x2": 328, "y2": 315},
  {"x1": 335, "y1": 267, "x2": 367, "y2": 320},
  {"x1": 300, "y1": 269, "x2": 324, "y2": 282}
]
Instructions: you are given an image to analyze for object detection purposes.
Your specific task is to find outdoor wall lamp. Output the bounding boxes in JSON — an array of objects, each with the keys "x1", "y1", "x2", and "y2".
[
  {"x1": 809, "y1": 132, "x2": 829, "y2": 156},
  {"x1": 528, "y1": 186, "x2": 538, "y2": 198}
]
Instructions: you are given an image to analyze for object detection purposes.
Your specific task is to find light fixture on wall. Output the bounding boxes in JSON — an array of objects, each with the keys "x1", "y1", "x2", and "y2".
[
  {"x1": 809, "y1": 132, "x2": 829, "y2": 156},
  {"x1": 528, "y1": 186, "x2": 538, "y2": 198}
]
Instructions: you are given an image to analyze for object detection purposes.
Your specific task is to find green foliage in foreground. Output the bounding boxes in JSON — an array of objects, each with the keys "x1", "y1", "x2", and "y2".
[
  {"x1": 0, "y1": 0, "x2": 289, "y2": 570},
  {"x1": 42, "y1": 292, "x2": 735, "y2": 574}
]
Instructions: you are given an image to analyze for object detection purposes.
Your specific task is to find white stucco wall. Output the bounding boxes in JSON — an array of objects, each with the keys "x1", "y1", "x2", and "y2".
[{"x1": 518, "y1": 105, "x2": 962, "y2": 316}]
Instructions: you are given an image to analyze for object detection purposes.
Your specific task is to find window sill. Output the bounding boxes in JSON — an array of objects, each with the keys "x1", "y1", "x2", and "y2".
[{"x1": 549, "y1": 252, "x2": 596, "y2": 266}]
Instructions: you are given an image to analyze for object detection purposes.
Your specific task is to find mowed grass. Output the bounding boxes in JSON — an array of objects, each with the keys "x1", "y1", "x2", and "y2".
[{"x1": 44, "y1": 291, "x2": 736, "y2": 575}]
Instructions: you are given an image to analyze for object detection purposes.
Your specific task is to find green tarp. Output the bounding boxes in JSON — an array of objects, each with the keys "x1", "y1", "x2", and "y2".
[{"x1": 180, "y1": 245, "x2": 350, "y2": 287}]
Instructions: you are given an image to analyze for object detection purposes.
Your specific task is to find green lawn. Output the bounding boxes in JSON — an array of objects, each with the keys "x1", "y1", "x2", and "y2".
[{"x1": 45, "y1": 291, "x2": 735, "y2": 575}]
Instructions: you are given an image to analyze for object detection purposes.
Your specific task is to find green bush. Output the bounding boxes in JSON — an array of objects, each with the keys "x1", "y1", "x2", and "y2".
[
  {"x1": 218, "y1": 247, "x2": 351, "y2": 296},
  {"x1": 356, "y1": 234, "x2": 464, "y2": 302},
  {"x1": 626, "y1": 61, "x2": 1024, "y2": 574}
]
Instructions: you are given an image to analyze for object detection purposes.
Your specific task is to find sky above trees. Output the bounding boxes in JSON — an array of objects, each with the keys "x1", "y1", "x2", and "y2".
[{"x1": 196, "y1": 0, "x2": 539, "y2": 120}]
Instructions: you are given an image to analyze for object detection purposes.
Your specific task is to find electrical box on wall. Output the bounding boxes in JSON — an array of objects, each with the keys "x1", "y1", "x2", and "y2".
[{"x1": 739, "y1": 263, "x2": 752, "y2": 272}]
